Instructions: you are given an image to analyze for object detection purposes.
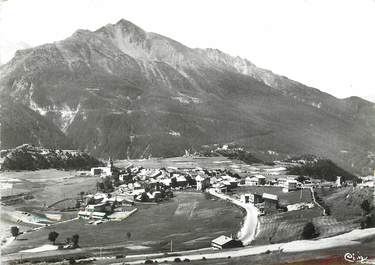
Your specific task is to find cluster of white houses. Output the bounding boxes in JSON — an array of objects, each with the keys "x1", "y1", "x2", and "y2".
[
  {"x1": 77, "y1": 192, "x2": 136, "y2": 222},
  {"x1": 241, "y1": 175, "x2": 298, "y2": 192},
  {"x1": 90, "y1": 159, "x2": 347, "y2": 193},
  {"x1": 239, "y1": 193, "x2": 279, "y2": 212},
  {"x1": 84, "y1": 159, "x2": 374, "y2": 249},
  {"x1": 87, "y1": 159, "x2": 357, "y2": 220}
]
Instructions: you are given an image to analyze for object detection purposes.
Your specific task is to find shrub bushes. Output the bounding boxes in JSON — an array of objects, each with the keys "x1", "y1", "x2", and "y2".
[{"x1": 302, "y1": 222, "x2": 319, "y2": 239}]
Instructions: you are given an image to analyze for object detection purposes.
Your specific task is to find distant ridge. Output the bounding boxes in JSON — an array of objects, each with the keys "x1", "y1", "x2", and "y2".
[
  {"x1": 1, "y1": 144, "x2": 102, "y2": 171},
  {"x1": 1, "y1": 18, "x2": 375, "y2": 174}
]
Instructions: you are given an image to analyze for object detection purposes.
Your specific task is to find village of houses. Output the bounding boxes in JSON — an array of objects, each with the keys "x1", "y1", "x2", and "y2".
[
  {"x1": 74, "y1": 156, "x2": 365, "y2": 250},
  {"x1": 2, "y1": 152, "x2": 375, "y2": 265}
]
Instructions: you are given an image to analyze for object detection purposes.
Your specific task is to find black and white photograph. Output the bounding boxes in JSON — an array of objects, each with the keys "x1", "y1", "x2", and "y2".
[{"x1": 0, "y1": 0, "x2": 375, "y2": 264}]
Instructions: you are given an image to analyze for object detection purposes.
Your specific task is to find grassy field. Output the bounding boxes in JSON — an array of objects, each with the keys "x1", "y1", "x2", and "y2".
[
  {"x1": 253, "y1": 206, "x2": 360, "y2": 246},
  {"x1": 316, "y1": 186, "x2": 374, "y2": 221},
  {"x1": 234, "y1": 186, "x2": 312, "y2": 205},
  {"x1": 0, "y1": 170, "x2": 98, "y2": 243},
  {"x1": 253, "y1": 186, "x2": 370, "y2": 246},
  {"x1": 254, "y1": 207, "x2": 322, "y2": 245},
  {"x1": 115, "y1": 156, "x2": 272, "y2": 173},
  {"x1": 0, "y1": 169, "x2": 98, "y2": 207},
  {"x1": 2, "y1": 192, "x2": 243, "y2": 255}
]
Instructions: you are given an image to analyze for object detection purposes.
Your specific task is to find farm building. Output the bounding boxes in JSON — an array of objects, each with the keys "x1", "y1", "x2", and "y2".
[
  {"x1": 240, "y1": 193, "x2": 263, "y2": 204},
  {"x1": 245, "y1": 175, "x2": 266, "y2": 186},
  {"x1": 173, "y1": 175, "x2": 188, "y2": 187},
  {"x1": 211, "y1": 235, "x2": 243, "y2": 249},
  {"x1": 150, "y1": 170, "x2": 162, "y2": 179},
  {"x1": 336, "y1": 176, "x2": 342, "y2": 187},
  {"x1": 78, "y1": 210, "x2": 107, "y2": 220},
  {"x1": 90, "y1": 158, "x2": 114, "y2": 177},
  {"x1": 196, "y1": 175, "x2": 210, "y2": 190},
  {"x1": 86, "y1": 203, "x2": 107, "y2": 212},
  {"x1": 277, "y1": 178, "x2": 288, "y2": 187},
  {"x1": 245, "y1": 176, "x2": 258, "y2": 186},
  {"x1": 222, "y1": 176, "x2": 238, "y2": 187},
  {"x1": 159, "y1": 178, "x2": 172, "y2": 187},
  {"x1": 262, "y1": 193, "x2": 279, "y2": 209},
  {"x1": 282, "y1": 180, "x2": 298, "y2": 192},
  {"x1": 215, "y1": 184, "x2": 228, "y2": 193},
  {"x1": 91, "y1": 167, "x2": 112, "y2": 177}
]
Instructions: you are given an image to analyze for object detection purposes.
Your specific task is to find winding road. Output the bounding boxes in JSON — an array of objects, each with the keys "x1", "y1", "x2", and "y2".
[{"x1": 207, "y1": 188, "x2": 259, "y2": 245}]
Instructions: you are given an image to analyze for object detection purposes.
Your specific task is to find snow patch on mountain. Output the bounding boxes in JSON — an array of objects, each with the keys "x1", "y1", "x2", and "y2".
[
  {"x1": 168, "y1": 130, "x2": 181, "y2": 137},
  {"x1": 311, "y1": 102, "x2": 322, "y2": 109},
  {"x1": 172, "y1": 93, "x2": 201, "y2": 104},
  {"x1": 60, "y1": 103, "x2": 80, "y2": 132},
  {"x1": 29, "y1": 99, "x2": 47, "y2": 116}
]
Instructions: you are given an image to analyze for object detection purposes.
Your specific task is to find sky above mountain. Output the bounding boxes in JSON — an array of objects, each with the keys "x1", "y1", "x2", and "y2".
[{"x1": 1, "y1": 0, "x2": 374, "y2": 102}]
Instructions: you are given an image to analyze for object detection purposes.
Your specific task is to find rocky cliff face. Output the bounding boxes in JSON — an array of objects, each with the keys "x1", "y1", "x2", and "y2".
[
  {"x1": 1, "y1": 19, "x2": 375, "y2": 174},
  {"x1": 0, "y1": 96, "x2": 73, "y2": 149}
]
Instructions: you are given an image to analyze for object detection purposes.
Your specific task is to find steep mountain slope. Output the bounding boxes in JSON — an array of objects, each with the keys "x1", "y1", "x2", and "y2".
[
  {"x1": 0, "y1": 97, "x2": 73, "y2": 149},
  {"x1": 1, "y1": 19, "x2": 374, "y2": 174}
]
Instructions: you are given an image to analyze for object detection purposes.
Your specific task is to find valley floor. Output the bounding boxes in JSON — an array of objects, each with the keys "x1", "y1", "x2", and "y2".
[{"x1": 1, "y1": 157, "x2": 374, "y2": 264}]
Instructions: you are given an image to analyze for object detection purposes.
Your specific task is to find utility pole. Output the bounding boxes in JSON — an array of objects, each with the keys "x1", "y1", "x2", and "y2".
[{"x1": 170, "y1": 240, "x2": 173, "y2": 252}]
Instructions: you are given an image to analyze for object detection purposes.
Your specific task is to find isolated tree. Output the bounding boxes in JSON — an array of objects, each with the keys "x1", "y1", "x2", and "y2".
[
  {"x1": 103, "y1": 177, "x2": 113, "y2": 192},
  {"x1": 113, "y1": 172, "x2": 120, "y2": 187},
  {"x1": 96, "y1": 181, "x2": 105, "y2": 192},
  {"x1": 140, "y1": 192, "x2": 149, "y2": 202},
  {"x1": 10, "y1": 226, "x2": 19, "y2": 239},
  {"x1": 361, "y1": 199, "x2": 371, "y2": 215},
  {"x1": 302, "y1": 222, "x2": 318, "y2": 239},
  {"x1": 171, "y1": 177, "x2": 178, "y2": 188},
  {"x1": 296, "y1": 176, "x2": 306, "y2": 183},
  {"x1": 232, "y1": 173, "x2": 240, "y2": 179},
  {"x1": 48, "y1": 231, "x2": 59, "y2": 245},
  {"x1": 72, "y1": 234, "x2": 79, "y2": 248},
  {"x1": 79, "y1": 191, "x2": 85, "y2": 201},
  {"x1": 86, "y1": 197, "x2": 95, "y2": 205},
  {"x1": 65, "y1": 237, "x2": 73, "y2": 248},
  {"x1": 126, "y1": 232, "x2": 131, "y2": 239},
  {"x1": 113, "y1": 178, "x2": 120, "y2": 187}
]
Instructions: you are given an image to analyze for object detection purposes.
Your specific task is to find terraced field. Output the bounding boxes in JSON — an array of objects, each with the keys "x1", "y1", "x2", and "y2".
[
  {"x1": 253, "y1": 207, "x2": 322, "y2": 245},
  {"x1": 316, "y1": 186, "x2": 374, "y2": 221},
  {"x1": 312, "y1": 216, "x2": 359, "y2": 237},
  {"x1": 253, "y1": 209, "x2": 359, "y2": 245},
  {"x1": 254, "y1": 187, "x2": 369, "y2": 246}
]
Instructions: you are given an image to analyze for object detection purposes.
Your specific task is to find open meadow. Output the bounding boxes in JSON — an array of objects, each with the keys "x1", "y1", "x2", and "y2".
[
  {"x1": 316, "y1": 186, "x2": 374, "y2": 221},
  {"x1": 0, "y1": 169, "x2": 98, "y2": 243},
  {"x1": 0, "y1": 169, "x2": 98, "y2": 207},
  {"x1": 2, "y1": 192, "x2": 243, "y2": 255},
  {"x1": 114, "y1": 156, "x2": 286, "y2": 174}
]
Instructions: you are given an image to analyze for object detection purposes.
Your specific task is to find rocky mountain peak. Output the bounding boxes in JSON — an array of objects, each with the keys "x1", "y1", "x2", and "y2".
[
  {"x1": 97, "y1": 19, "x2": 148, "y2": 40},
  {"x1": 1, "y1": 18, "x2": 375, "y2": 175}
]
